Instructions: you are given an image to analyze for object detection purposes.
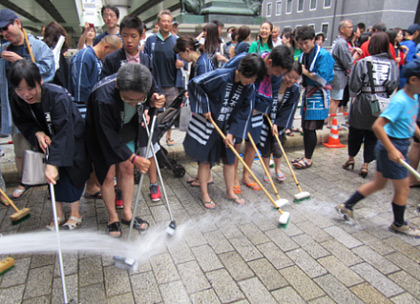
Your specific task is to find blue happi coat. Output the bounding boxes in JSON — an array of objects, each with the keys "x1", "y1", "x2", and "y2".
[{"x1": 184, "y1": 68, "x2": 254, "y2": 164}]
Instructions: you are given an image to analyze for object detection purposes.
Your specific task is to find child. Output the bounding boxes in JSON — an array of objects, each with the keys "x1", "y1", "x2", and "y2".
[{"x1": 336, "y1": 59, "x2": 420, "y2": 237}]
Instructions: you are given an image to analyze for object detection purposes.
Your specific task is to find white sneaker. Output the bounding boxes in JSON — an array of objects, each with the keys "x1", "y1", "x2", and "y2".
[{"x1": 389, "y1": 222, "x2": 420, "y2": 238}]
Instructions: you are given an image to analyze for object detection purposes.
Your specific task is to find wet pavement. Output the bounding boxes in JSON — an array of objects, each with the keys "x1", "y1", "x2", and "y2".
[{"x1": 0, "y1": 129, "x2": 420, "y2": 304}]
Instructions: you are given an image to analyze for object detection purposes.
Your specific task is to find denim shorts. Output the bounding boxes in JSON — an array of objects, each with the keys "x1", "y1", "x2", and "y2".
[{"x1": 375, "y1": 138, "x2": 410, "y2": 180}]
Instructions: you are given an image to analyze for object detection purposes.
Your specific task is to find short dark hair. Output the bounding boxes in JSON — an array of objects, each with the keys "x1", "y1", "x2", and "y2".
[
  {"x1": 295, "y1": 26, "x2": 315, "y2": 41},
  {"x1": 268, "y1": 45, "x2": 293, "y2": 71},
  {"x1": 237, "y1": 26, "x2": 251, "y2": 43},
  {"x1": 357, "y1": 22, "x2": 366, "y2": 31},
  {"x1": 368, "y1": 32, "x2": 390, "y2": 57},
  {"x1": 174, "y1": 35, "x2": 200, "y2": 53},
  {"x1": 291, "y1": 61, "x2": 303, "y2": 76},
  {"x1": 117, "y1": 63, "x2": 152, "y2": 93},
  {"x1": 119, "y1": 15, "x2": 144, "y2": 36},
  {"x1": 9, "y1": 59, "x2": 41, "y2": 89},
  {"x1": 315, "y1": 32, "x2": 325, "y2": 42},
  {"x1": 372, "y1": 22, "x2": 386, "y2": 33},
  {"x1": 101, "y1": 5, "x2": 119, "y2": 18},
  {"x1": 237, "y1": 53, "x2": 266, "y2": 82},
  {"x1": 211, "y1": 20, "x2": 224, "y2": 28}
]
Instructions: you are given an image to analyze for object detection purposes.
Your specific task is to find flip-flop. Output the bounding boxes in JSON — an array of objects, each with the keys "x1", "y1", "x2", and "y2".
[
  {"x1": 409, "y1": 184, "x2": 420, "y2": 188},
  {"x1": 201, "y1": 199, "x2": 217, "y2": 209},
  {"x1": 233, "y1": 185, "x2": 241, "y2": 194},
  {"x1": 166, "y1": 138, "x2": 175, "y2": 146},
  {"x1": 84, "y1": 191, "x2": 102, "y2": 199},
  {"x1": 276, "y1": 172, "x2": 286, "y2": 182},
  {"x1": 190, "y1": 180, "x2": 214, "y2": 187},
  {"x1": 186, "y1": 177, "x2": 198, "y2": 184},
  {"x1": 242, "y1": 181, "x2": 261, "y2": 191},
  {"x1": 226, "y1": 197, "x2": 245, "y2": 205}
]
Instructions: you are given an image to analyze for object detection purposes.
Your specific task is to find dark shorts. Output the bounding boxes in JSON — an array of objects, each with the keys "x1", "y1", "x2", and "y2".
[
  {"x1": 54, "y1": 168, "x2": 84, "y2": 203},
  {"x1": 413, "y1": 121, "x2": 420, "y2": 143},
  {"x1": 301, "y1": 119, "x2": 324, "y2": 131},
  {"x1": 375, "y1": 138, "x2": 410, "y2": 180}
]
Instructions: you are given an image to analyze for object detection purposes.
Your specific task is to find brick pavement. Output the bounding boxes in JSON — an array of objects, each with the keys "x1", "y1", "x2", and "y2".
[{"x1": 0, "y1": 131, "x2": 420, "y2": 304}]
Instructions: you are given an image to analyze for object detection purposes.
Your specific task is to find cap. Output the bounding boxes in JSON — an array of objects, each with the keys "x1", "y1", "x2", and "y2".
[
  {"x1": 402, "y1": 58, "x2": 420, "y2": 78},
  {"x1": 406, "y1": 23, "x2": 420, "y2": 35},
  {"x1": 0, "y1": 9, "x2": 18, "y2": 28}
]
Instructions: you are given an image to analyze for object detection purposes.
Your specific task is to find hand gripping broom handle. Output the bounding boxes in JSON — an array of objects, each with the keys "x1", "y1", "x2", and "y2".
[
  {"x1": 208, "y1": 115, "x2": 284, "y2": 214},
  {"x1": 247, "y1": 132, "x2": 281, "y2": 200},
  {"x1": 265, "y1": 114, "x2": 303, "y2": 193}
]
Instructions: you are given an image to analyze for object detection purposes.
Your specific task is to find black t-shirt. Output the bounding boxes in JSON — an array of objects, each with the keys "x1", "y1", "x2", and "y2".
[{"x1": 6, "y1": 44, "x2": 30, "y2": 93}]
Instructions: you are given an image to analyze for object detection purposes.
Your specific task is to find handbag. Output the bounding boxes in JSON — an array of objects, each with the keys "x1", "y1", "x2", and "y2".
[
  {"x1": 21, "y1": 150, "x2": 47, "y2": 186},
  {"x1": 367, "y1": 61, "x2": 390, "y2": 116},
  {"x1": 178, "y1": 98, "x2": 191, "y2": 132}
]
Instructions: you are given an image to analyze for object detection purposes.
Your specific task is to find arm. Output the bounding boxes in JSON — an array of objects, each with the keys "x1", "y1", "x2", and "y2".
[
  {"x1": 71, "y1": 54, "x2": 94, "y2": 102},
  {"x1": 77, "y1": 23, "x2": 89, "y2": 50},
  {"x1": 348, "y1": 60, "x2": 365, "y2": 94}
]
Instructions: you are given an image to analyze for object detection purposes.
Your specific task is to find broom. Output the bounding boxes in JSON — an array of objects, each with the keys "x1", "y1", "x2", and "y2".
[
  {"x1": 0, "y1": 188, "x2": 30, "y2": 223},
  {"x1": 209, "y1": 116, "x2": 290, "y2": 227},
  {"x1": 265, "y1": 114, "x2": 311, "y2": 203},
  {"x1": 247, "y1": 133, "x2": 289, "y2": 208}
]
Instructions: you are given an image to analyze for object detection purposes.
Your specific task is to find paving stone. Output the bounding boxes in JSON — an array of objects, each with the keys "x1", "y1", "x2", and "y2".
[
  {"x1": 238, "y1": 277, "x2": 277, "y2": 304},
  {"x1": 351, "y1": 231, "x2": 395, "y2": 255},
  {"x1": 292, "y1": 234, "x2": 330, "y2": 259},
  {"x1": 78, "y1": 283, "x2": 106, "y2": 304},
  {"x1": 386, "y1": 251, "x2": 420, "y2": 280},
  {"x1": 51, "y1": 274, "x2": 78, "y2": 304},
  {"x1": 383, "y1": 237, "x2": 420, "y2": 263},
  {"x1": 183, "y1": 226, "x2": 208, "y2": 247},
  {"x1": 130, "y1": 271, "x2": 162, "y2": 304},
  {"x1": 0, "y1": 284, "x2": 25, "y2": 304},
  {"x1": 0, "y1": 257, "x2": 30, "y2": 288},
  {"x1": 228, "y1": 236, "x2": 263, "y2": 262},
  {"x1": 23, "y1": 265, "x2": 53, "y2": 299},
  {"x1": 264, "y1": 229, "x2": 299, "y2": 251},
  {"x1": 390, "y1": 292, "x2": 419, "y2": 304},
  {"x1": 320, "y1": 239, "x2": 362, "y2": 266},
  {"x1": 177, "y1": 260, "x2": 210, "y2": 294},
  {"x1": 286, "y1": 248, "x2": 327, "y2": 278},
  {"x1": 352, "y1": 245, "x2": 400, "y2": 275},
  {"x1": 107, "y1": 293, "x2": 135, "y2": 304},
  {"x1": 388, "y1": 270, "x2": 420, "y2": 299},
  {"x1": 204, "y1": 230, "x2": 234, "y2": 254},
  {"x1": 307, "y1": 296, "x2": 337, "y2": 304},
  {"x1": 206, "y1": 269, "x2": 244, "y2": 303},
  {"x1": 350, "y1": 282, "x2": 393, "y2": 304},
  {"x1": 323, "y1": 226, "x2": 363, "y2": 249},
  {"x1": 237, "y1": 222, "x2": 270, "y2": 245},
  {"x1": 159, "y1": 280, "x2": 191, "y2": 304},
  {"x1": 53, "y1": 252, "x2": 78, "y2": 277},
  {"x1": 191, "y1": 244, "x2": 224, "y2": 272},
  {"x1": 190, "y1": 289, "x2": 221, "y2": 304},
  {"x1": 280, "y1": 266, "x2": 325, "y2": 301},
  {"x1": 351, "y1": 263, "x2": 404, "y2": 298},
  {"x1": 30, "y1": 254, "x2": 55, "y2": 268},
  {"x1": 104, "y1": 265, "x2": 131, "y2": 296},
  {"x1": 79, "y1": 255, "x2": 103, "y2": 287},
  {"x1": 271, "y1": 286, "x2": 306, "y2": 304},
  {"x1": 150, "y1": 205, "x2": 171, "y2": 222},
  {"x1": 219, "y1": 251, "x2": 254, "y2": 281},
  {"x1": 247, "y1": 258, "x2": 288, "y2": 291},
  {"x1": 150, "y1": 252, "x2": 180, "y2": 284},
  {"x1": 314, "y1": 274, "x2": 364, "y2": 304},
  {"x1": 256, "y1": 242, "x2": 294, "y2": 270},
  {"x1": 295, "y1": 221, "x2": 332, "y2": 243},
  {"x1": 317, "y1": 256, "x2": 364, "y2": 287},
  {"x1": 167, "y1": 239, "x2": 195, "y2": 264}
]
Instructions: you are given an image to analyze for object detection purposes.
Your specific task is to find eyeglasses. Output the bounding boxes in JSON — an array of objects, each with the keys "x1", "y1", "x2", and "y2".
[
  {"x1": 121, "y1": 96, "x2": 147, "y2": 104},
  {"x1": 103, "y1": 14, "x2": 117, "y2": 19},
  {"x1": 1, "y1": 22, "x2": 13, "y2": 32}
]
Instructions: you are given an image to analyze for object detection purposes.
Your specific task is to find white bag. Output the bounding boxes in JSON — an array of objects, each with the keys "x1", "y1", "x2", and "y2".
[
  {"x1": 21, "y1": 150, "x2": 47, "y2": 186},
  {"x1": 179, "y1": 98, "x2": 191, "y2": 132}
]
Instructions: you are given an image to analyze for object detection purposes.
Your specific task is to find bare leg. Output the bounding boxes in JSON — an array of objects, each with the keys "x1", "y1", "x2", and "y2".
[
  {"x1": 408, "y1": 142, "x2": 420, "y2": 186},
  {"x1": 357, "y1": 171, "x2": 388, "y2": 197},
  {"x1": 117, "y1": 160, "x2": 135, "y2": 221},
  {"x1": 148, "y1": 157, "x2": 157, "y2": 184},
  {"x1": 241, "y1": 142, "x2": 256, "y2": 184},
  {"x1": 198, "y1": 163, "x2": 211, "y2": 202},
  {"x1": 85, "y1": 170, "x2": 101, "y2": 195},
  {"x1": 233, "y1": 143, "x2": 241, "y2": 188},
  {"x1": 327, "y1": 99, "x2": 340, "y2": 126},
  {"x1": 391, "y1": 177, "x2": 410, "y2": 206},
  {"x1": 101, "y1": 165, "x2": 119, "y2": 227},
  {"x1": 49, "y1": 202, "x2": 64, "y2": 226}
]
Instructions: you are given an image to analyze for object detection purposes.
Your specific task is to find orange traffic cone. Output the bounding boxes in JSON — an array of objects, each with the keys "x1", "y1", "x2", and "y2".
[{"x1": 323, "y1": 118, "x2": 345, "y2": 148}]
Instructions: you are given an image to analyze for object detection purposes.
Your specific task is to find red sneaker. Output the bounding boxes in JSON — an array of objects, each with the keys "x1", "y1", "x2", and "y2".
[
  {"x1": 115, "y1": 189, "x2": 123, "y2": 209},
  {"x1": 150, "y1": 184, "x2": 161, "y2": 202}
]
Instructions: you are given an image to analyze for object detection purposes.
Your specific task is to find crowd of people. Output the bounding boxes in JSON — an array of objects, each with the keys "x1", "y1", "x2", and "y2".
[{"x1": 1, "y1": 6, "x2": 420, "y2": 237}]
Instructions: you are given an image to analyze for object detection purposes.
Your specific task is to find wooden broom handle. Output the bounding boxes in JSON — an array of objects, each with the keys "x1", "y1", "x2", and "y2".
[{"x1": 22, "y1": 28, "x2": 35, "y2": 63}]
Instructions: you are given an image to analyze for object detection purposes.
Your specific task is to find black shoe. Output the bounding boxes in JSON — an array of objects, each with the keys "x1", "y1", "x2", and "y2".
[{"x1": 121, "y1": 217, "x2": 150, "y2": 231}]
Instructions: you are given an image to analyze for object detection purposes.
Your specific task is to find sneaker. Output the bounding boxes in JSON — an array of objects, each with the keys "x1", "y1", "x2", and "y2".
[
  {"x1": 336, "y1": 204, "x2": 354, "y2": 223},
  {"x1": 389, "y1": 222, "x2": 420, "y2": 238},
  {"x1": 115, "y1": 189, "x2": 123, "y2": 209},
  {"x1": 150, "y1": 184, "x2": 161, "y2": 202}
]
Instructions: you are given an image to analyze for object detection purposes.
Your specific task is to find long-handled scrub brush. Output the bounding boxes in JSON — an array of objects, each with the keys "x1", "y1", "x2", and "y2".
[{"x1": 0, "y1": 188, "x2": 30, "y2": 223}]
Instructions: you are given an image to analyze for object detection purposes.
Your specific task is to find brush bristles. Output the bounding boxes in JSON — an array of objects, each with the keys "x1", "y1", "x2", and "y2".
[{"x1": 293, "y1": 192, "x2": 311, "y2": 203}]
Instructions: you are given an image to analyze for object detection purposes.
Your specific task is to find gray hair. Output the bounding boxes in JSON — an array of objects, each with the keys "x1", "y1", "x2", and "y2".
[
  {"x1": 339, "y1": 20, "x2": 352, "y2": 32},
  {"x1": 116, "y1": 63, "x2": 152, "y2": 93}
]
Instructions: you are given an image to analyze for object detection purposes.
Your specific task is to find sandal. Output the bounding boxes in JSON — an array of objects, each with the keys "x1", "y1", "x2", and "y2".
[
  {"x1": 263, "y1": 176, "x2": 270, "y2": 183},
  {"x1": 12, "y1": 185, "x2": 31, "y2": 200},
  {"x1": 190, "y1": 180, "x2": 214, "y2": 187},
  {"x1": 166, "y1": 138, "x2": 175, "y2": 146},
  {"x1": 276, "y1": 172, "x2": 286, "y2": 182},
  {"x1": 84, "y1": 191, "x2": 102, "y2": 199},
  {"x1": 46, "y1": 216, "x2": 66, "y2": 231},
  {"x1": 285, "y1": 129, "x2": 294, "y2": 136},
  {"x1": 121, "y1": 217, "x2": 150, "y2": 232},
  {"x1": 1, "y1": 200, "x2": 9, "y2": 207},
  {"x1": 62, "y1": 216, "x2": 82, "y2": 230},
  {"x1": 291, "y1": 157, "x2": 304, "y2": 164},
  {"x1": 186, "y1": 177, "x2": 198, "y2": 184},
  {"x1": 342, "y1": 159, "x2": 355, "y2": 170},
  {"x1": 293, "y1": 158, "x2": 312, "y2": 169},
  {"x1": 106, "y1": 222, "x2": 122, "y2": 238},
  {"x1": 226, "y1": 197, "x2": 245, "y2": 205},
  {"x1": 242, "y1": 181, "x2": 261, "y2": 191},
  {"x1": 201, "y1": 199, "x2": 217, "y2": 209},
  {"x1": 233, "y1": 185, "x2": 241, "y2": 194}
]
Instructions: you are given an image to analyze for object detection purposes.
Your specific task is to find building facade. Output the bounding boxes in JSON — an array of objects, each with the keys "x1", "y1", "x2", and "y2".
[{"x1": 263, "y1": 0, "x2": 418, "y2": 47}]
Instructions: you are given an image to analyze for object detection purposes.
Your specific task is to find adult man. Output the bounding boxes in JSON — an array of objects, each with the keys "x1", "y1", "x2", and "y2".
[
  {"x1": 272, "y1": 26, "x2": 281, "y2": 47},
  {"x1": 144, "y1": 10, "x2": 185, "y2": 146},
  {"x1": 359, "y1": 22, "x2": 396, "y2": 60},
  {"x1": 328, "y1": 20, "x2": 360, "y2": 127},
  {"x1": 86, "y1": 63, "x2": 165, "y2": 237},
  {"x1": 400, "y1": 24, "x2": 420, "y2": 88},
  {"x1": 0, "y1": 9, "x2": 55, "y2": 199},
  {"x1": 93, "y1": 5, "x2": 120, "y2": 46},
  {"x1": 101, "y1": 15, "x2": 164, "y2": 203}
]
